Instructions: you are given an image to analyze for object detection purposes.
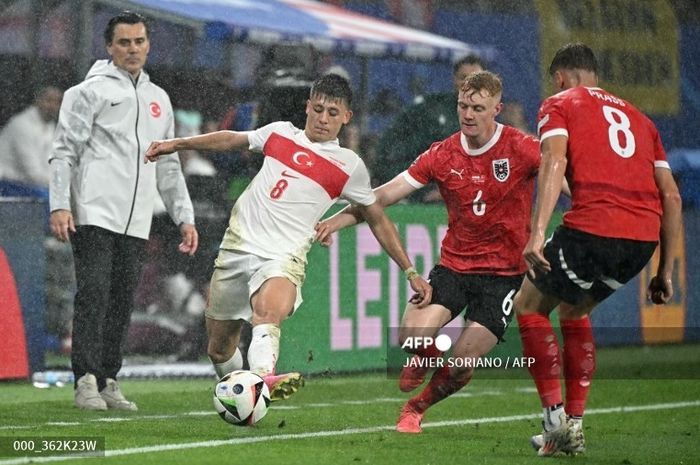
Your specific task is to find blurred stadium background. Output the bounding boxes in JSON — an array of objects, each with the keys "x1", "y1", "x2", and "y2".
[{"x1": 0, "y1": 0, "x2": 699, "y2": 381}]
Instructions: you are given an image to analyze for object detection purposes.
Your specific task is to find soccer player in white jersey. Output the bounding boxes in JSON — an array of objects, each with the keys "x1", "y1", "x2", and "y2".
[{"x1": 145, "y1": 74, "x2": 432, "y2": 401}]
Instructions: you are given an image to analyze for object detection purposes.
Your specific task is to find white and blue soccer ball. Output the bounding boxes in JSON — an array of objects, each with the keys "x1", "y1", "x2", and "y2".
[{"x1": 213, "y1": 370, "x2": 271, "y2": 426}]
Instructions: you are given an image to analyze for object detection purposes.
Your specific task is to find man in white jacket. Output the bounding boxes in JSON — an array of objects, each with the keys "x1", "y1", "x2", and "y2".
[
  {"x1": 48, "y1": 11, "x2": 199, "y2": 411},
  {"x1": 0, "y1": 86, "x2": 63, "y2": 189}
]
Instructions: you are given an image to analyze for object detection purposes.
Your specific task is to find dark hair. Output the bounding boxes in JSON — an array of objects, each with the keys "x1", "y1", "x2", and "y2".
[
  {"x1": 104, "y1": 11, "x2": 149, "y2": 45},
  {"x1": 34, "y1": 85, "x2": 62, "y2": 101},
  {"x1": 548, "y1": 42, "x2": 598, "y2": 76},
  {"x1": 453, "y1": 54, "x2": 485, "y2": 74},
  {"x1": 310, "y1": 73, "x2": 353, "y2": 108}
]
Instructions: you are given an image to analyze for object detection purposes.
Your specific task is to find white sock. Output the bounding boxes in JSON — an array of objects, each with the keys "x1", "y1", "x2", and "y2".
[
  {"x1": 569, "y1": 416, "x2": 583, "y2": 431},
  {"x1": 210, "y1": 349, "x2": 243, "y2": 379},
  {"x1": 543, "y1": 404, "x2": 565, "y2": 432},
  {"x1": 248, "y1": 323, "x2": 281, "y2": 377}
]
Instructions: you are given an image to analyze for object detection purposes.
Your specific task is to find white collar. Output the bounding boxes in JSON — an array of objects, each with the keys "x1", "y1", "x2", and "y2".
[{"x1": 460, "y1": 123, "x2": 503, "y2": 156}]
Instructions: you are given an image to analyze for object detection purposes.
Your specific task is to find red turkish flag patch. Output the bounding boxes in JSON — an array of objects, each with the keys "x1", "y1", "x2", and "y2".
[{"x1": 149, "y1": 102, "x2": 161, "y2": 118}]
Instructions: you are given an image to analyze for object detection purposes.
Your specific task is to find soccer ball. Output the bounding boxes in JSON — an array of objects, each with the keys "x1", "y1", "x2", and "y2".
[{"x1": 213, "y1": 370, "x2": 271, "y2": 426}]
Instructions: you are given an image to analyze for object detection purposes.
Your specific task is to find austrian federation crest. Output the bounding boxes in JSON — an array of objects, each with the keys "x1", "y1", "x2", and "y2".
[{"x1": 492, "y1": 158, "x2": 510, "y2": 182}]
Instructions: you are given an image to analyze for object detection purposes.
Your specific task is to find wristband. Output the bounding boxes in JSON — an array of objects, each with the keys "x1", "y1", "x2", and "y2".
[{"x1": 404, "y1": 267, "x2": 419, "y2": 281}]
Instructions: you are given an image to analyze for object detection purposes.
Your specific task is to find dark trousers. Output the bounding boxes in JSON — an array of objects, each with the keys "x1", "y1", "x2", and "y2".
[{"x1": 71, "y1": 226, "x2": 146, "y2": 389}]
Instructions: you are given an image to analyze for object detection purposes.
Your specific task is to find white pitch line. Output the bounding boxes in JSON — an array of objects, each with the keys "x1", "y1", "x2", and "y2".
[
  {"x1": 1, "y1": 400, "x2": 698, "y2": 465},
  {"x1": 0, "y1": 390, "x2": 506, "y2": 428},
  {"x1": 452, "y1": 389, "x2": 503, "y2": 398},
  {"x1": 514, "y1": 387, "x2": 539, "y2": 393}
]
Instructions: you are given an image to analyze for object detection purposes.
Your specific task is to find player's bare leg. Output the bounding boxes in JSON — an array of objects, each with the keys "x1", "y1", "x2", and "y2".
[
  {"x1": 250, "y1": 277, "x2": 305, "y2": 401},
  {"x1": 207, "y1": 318, "x2": 245, "y2": 378},
  {"x1": 397, "y1": 303, "x2": 452, "y2": 392},
  {"x1": 397, "y1": 321, "x2": 496, "y2": 433}
]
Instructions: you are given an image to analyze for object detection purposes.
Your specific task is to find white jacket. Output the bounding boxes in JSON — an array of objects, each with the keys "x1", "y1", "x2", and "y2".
[
  {"x1": 49, "y1": 60, "x2": 194, "y2": 239},
  {"x1": 0, "y1": 105, "x2": 56, "y2": 187}
]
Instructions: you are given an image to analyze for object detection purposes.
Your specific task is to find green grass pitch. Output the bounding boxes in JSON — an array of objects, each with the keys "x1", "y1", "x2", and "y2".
[{"x1": 0, "y1": 344, "x2": 698, "y2": 465}]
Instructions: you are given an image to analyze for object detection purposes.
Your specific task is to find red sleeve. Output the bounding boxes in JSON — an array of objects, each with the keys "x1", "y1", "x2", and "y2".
[
  {"x1": 651, "y1": 125, "x2": 669, "y2": 165},
  {"x1": 405, "y1": 143, "x2": 438, "y2": 186},
  {"x1": 537, "y1": 94, "x2": 568, "y2": 142},
  {"x1": 519, "y1": 133, "x2": 541, "y2": 174}
]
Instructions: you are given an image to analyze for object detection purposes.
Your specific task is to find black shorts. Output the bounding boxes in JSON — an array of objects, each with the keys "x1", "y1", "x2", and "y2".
[
  {"x1": 529, "y1": 226, "x2": 657, "y2": 305},
  {"x1": 428, "y1": 265, "x2": 524, "y2": 341}
]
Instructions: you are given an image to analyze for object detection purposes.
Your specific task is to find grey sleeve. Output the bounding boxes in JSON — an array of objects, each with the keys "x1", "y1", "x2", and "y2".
[
  {"x1": 49, "y1": 158, "x2": 72, "y2": 212},
  {"x1": 156, "y1": 106, "x2": 195, "y2": 226},
  {"x1": 49, "y1": 87, "x2": 95, "y2": 166},
  {"x1": 48, "y1": 87, "x2": 96, "y2": 212}
]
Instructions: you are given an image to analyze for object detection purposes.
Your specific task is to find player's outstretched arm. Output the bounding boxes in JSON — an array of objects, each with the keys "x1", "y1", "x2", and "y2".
[
  {"x1": 523, "y1": 135, "x2": 567, "y2": 276},
  {"x1": 315, "y1": 173, "x2": 417, "y2": 246},
  {"x1": 145, "y1": 130, "x2": 250, "y2": 163},
  {"x1": 647, "y1": 167, "x2": 682, "y2": 304},
  {"x1": 561, "y1": 177, "x2": 572, "y2": 197},
  {"x1": 357, "y1": 201, "x2": 432, "y2": 307},
  {"x1": 314, "y1": 206, "x2": 363, "y2": 246}
]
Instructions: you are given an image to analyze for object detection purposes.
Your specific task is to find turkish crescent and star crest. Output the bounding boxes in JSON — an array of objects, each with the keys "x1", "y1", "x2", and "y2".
[
  {"x1": 149, "y1": 102, "x2": 161, "y2": 118},
  {"x1": 492, "y1": 158, "x2": 510, "y2": 182},
  {"x1": 292, "y1": 151, "x2": 315, "y2": 168}
]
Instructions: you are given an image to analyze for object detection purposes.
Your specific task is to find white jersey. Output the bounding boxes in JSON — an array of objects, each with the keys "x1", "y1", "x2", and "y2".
[{"x1": 220, "y1": 122, "x2": 376, "y2": 262}]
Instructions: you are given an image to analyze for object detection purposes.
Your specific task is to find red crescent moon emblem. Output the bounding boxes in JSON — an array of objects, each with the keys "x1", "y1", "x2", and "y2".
[
  {"x1": 149, "y1": 102, "x2": 161, "y2": 118},
  {"x1": 292, "y1": 151, "x2": 314, "y2": 167}
]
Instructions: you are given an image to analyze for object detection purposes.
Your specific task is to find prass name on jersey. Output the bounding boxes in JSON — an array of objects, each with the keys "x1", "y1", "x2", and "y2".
[{"x1": 587, "y1": 88, "x2": 626, "y2": 107}]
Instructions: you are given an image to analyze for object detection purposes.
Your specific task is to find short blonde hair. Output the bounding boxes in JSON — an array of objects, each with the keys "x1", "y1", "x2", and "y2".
[{"x1": 460, "y1": 70, "x2": 503, "y2": 99}]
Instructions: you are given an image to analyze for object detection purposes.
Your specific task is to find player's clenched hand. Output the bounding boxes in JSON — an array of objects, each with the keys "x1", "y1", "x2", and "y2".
[
  {"x1": 314, "y1": 220, "x2": 337, "y2": 247},
  {"x1": 647, "y1": 275, "x2": 673, "y2": 305},
  {"x1": 523, "y1": 233, "x2": 550, "y2": 279},
  {"x1": 408, "y1": 276, "x2": 432, "y2": 308},
  {"x1": 178, "y1": 223, "x2": 199, "y2": 256},
  {"x1": 49, "y1": 209, "x2": 76, "y2": 242},
  {"x1": 145, "y1": 139, "x2": 177, "y2": 163}
]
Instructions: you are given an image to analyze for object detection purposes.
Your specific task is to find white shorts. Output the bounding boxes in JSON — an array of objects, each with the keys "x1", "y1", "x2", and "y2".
[{"x1": 205, "y1": 248, "x2": 306, "y2": 321}]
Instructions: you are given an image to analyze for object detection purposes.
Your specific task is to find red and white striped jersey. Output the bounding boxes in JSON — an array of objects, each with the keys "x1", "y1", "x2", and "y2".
[{"x1": 220, "y1": 122, "x2": 376, "y2": 262}]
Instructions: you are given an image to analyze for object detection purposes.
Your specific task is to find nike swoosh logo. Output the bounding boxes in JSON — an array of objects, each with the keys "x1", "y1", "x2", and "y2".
[
  {"x1": 281, "y1": 170, "x2": 299, "y2": 179},
  {"x1": 110, "y1": 101, "x2": 122, "y2": 107}
]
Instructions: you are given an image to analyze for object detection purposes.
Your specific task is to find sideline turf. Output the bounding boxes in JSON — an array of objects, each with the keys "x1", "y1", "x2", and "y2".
[{"x1": 0, "y1": 344, "x2": 698, "y2": 465}]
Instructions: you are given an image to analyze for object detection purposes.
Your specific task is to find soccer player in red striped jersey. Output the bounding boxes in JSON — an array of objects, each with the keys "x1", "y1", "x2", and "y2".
[
  {"x1": 145, "y1": 74, "x2": 431, "y2": 402},
  {"x1": 316, "y1": 71, "x2": 567, "y2": 433},
  {"x1": 513, "y1": 43, "x2": 682, "y2": 456}
]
